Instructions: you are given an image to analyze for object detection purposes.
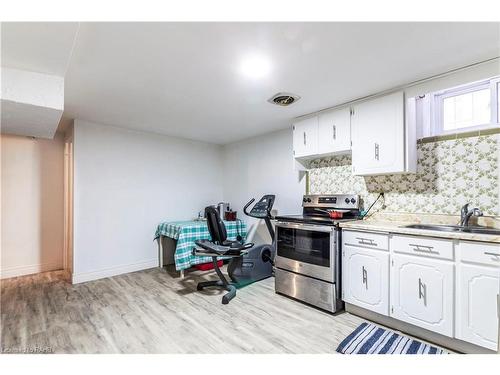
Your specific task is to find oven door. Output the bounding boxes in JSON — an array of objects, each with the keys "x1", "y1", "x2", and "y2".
[{"x1": 275, "y1": 222, "x2": 335, "y2": 283}]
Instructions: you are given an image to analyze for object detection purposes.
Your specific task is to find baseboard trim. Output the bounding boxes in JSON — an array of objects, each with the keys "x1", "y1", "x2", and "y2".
[
  {"x1": 0, "y1": 261, "x2": 62, "y2": 279},
  {"x1": 71, "y1": 259, "x2": 157, "y2": 284}
]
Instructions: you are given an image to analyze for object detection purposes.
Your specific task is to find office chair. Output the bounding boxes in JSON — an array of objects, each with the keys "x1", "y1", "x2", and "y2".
[{"x1": 193, "y1": 206, "x2": 254, "y2": 304}]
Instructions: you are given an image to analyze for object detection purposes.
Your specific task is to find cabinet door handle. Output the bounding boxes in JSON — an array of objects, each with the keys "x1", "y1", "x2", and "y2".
[
  {"x1": 362, "y1": 266, "x2": 368, "y2": 289},
  {"x1": 303, "y1": 132, "x2": 306, "y2": 146},
  {"x1": 356, "y1": 237, "x2": 376, "y2": 246},
  {"x1": 418, "y1": 278, "x2": 427, "y2": 306},
  {"x1": 374, "y1": 143, "x2": 380, "y2": 160},
  {"x1": 332, "y1": 125, "x2": 336, "y2": 140},
  {"x1": 484, "y1": 252, "x2": 500, "y2": 258},
  {"x1": 409, "y1": 244, "x2": 439, "y2": 255},
  {"x1": 409, "y1": 243, "x2": 434, "y2": 249}
]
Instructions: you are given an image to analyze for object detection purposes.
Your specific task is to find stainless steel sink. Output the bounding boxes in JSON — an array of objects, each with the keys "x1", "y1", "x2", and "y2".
[
  {"x1": 403, "y1": 224, "x2": 500, "y2": 235},
  {"x1": 404, "y1": 224, "x2": 462, "y2": 232}
]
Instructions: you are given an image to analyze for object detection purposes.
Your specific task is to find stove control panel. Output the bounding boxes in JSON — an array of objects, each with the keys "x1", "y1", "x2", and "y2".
[{"x1": 302, "y1": 194, "x2": 360, "y2": 210}]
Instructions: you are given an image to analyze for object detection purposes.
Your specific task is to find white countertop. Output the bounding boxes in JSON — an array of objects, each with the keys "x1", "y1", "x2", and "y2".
[{"x1": 339, "y1": 219, "x2": 500, "y2": 244}]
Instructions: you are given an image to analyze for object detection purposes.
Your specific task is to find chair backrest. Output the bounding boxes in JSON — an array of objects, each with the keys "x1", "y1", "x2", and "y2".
[{"x1": 205, "y1": 206, "x2": 227, "y2": 245}]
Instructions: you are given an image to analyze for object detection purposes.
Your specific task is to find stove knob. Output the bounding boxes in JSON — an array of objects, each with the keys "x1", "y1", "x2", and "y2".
[
  {"x1": 303, "y1": 198, "x2": 307, "y2": 203},
  {"x1": 351, "y1": 198, "x2": 356, "y2": 204},
  {"x1": 345, "y1": 198, "x2": 350, "y2": 204},
  {"x1": 307, "y1": 198, "x2": 312, "y2": 203}
]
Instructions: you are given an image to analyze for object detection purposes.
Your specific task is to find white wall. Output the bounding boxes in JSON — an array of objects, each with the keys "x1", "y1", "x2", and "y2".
[
  {"x1": 222, "y1": 128, "x2": 305, "y2": 243},
  {"x1": 72, "y1": 120, "x2": 224, "y2": 283},
  {"x1": 1, "y1": 133, "x2": 65, "y2": 278}
]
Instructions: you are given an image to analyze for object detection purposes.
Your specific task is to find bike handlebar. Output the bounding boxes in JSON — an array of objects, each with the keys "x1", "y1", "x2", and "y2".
[{"x1": 243, "y1": 198, "x2": 255, "y2": 216}]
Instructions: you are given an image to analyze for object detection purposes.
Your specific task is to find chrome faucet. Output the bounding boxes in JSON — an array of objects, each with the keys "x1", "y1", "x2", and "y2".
[{"x1": 460, "y1": 203, "x2": 483, "y2": 227}]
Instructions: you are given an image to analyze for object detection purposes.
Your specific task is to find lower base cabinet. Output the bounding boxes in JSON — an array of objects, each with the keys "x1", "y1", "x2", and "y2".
[
  {"x1": 342, "y1": 230, "x2": 499, "y2": 351},
  {"x1": 456, "y1": 263, "x2": 499, "y2": 351},
  {"x1": 342, "y1": 245, "x2": 389, "y2": 315},
  {"x1": 390, "y1": 254, "x2": 454, "y2": 337}
]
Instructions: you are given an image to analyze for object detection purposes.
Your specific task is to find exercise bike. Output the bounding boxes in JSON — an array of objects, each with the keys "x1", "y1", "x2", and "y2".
[
  {"x1": 193, "y1": 195, "x2": 275, "y2": 304},
  {"x1": 227, "y1": 195, "x2": 275, "y2": 285}
]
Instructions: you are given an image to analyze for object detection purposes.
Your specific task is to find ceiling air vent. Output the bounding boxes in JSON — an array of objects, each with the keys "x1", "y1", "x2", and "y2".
[{"x1": 268, "y1": 92, "x2": 301, "y2": 106}]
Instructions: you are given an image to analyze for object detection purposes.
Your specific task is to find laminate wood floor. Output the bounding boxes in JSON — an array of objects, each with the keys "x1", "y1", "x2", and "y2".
[{"x1": 1, "y1": 267, "x2": 367, "y2": 353}]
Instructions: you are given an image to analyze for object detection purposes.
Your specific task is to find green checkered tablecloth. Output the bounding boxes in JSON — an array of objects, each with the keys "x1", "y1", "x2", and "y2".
[{"x1": 154, "y1": 220, "x2": 247, "y2": 271}]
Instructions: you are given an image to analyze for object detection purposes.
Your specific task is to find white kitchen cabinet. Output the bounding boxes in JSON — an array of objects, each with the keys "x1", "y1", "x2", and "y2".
[
  {"x1": 351, "y1": 91, "x2": 416, "y2": 175},
  {"x1": 391, "y1": 253, "x2": 454, "y2": 337},
  {"x1": 292, "y1": 117, "x2": 318, "y2": 158},
  {"x1": 317, "y1": 107, "x2": 351, "y2": 155},
  {"x1": 342, "y1": 245, "x2": 389, "y2": 315},
  {"x1": 456, "y1": 263, "x2": 499, "y2": 350},
  {"x1": 340, "y1": 231, "x2": 498, "y2": 352},
  {"x1": 456, "y1": 241, "x2": 499, "y2": 351}
]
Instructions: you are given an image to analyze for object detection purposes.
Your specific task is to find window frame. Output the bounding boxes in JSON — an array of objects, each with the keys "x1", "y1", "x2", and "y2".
[
  {"x1": 493, "y1": 77, "x2": 500, "y2": 123},
  {"x1": 431, "y1": 78, "x2": 498, "y2": 136}
]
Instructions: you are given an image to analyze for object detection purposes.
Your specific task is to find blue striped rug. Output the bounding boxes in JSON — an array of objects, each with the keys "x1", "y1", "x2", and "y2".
[{"x1": 336, "y1": 323, "x2": 447, "y2": 354}]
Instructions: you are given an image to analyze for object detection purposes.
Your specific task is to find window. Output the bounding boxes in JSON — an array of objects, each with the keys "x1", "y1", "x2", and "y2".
[
  {"x1": 498, "y1": 81, "x2": 500, "y2": 120},
  {"x1": 414, "y1": 77, "x2": 500, "y2": 138},
  {"x1": 441, "y1": 86, "x2": 490, "y2": 131}
]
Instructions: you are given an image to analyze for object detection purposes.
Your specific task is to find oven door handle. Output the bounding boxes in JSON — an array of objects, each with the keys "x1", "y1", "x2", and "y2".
[{"x1": 275, "y1": 222, "x2": 334, "y2": 233}]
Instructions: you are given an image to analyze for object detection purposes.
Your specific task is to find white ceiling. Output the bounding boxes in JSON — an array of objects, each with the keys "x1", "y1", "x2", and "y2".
[
  {"x1": 2, "y1": 22, "x2": 500, "y2": 144},
  {"x1": 1, "y1": 22, "x2": 79, "y2": 76},
  {"x1": 1, "y1": 23, "x2": 75, "y2": 139}
]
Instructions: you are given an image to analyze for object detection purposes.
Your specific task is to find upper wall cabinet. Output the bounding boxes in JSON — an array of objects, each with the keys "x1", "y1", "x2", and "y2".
[
  {"x1": 293, "y1": 107, "x2": 351, "y2": 161},
  {"x1": 318, "y1": 107, "x2": 351, "y2": 155},
  {"x1": 351, "y1": 91, "x2": 416, "y2": 176},
  {"x1": 292, "y1": 117, "x2": 318, "y2": 158}
]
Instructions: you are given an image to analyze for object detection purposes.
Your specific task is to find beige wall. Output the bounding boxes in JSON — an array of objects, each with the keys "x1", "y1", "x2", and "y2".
[{"x1": 1, "y1": 133, "x2": 65, "y2": 278}]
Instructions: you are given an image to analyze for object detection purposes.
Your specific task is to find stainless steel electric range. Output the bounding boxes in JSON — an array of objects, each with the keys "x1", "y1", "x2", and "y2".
[{"x1": 274, "y1": 194, "x2": 361, "y2": 313}]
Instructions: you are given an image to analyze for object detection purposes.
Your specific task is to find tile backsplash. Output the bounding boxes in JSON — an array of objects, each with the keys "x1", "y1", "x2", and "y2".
[{"x1": 308, "y1": 134, "x2": 500, "y2": 216}]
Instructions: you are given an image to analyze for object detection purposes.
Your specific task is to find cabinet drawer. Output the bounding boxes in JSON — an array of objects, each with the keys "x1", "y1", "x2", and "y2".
[
  {"x1": 459, "y1": 241, "x2": 500, "y2": 267},
  {"x1": 343, "y1": 230, "x2": 389, "y2": 251},
  {"x1": 276, "y1": 268, "x2": 336, "y2": 312},
  {"x1": 391, "y1": 234, "x2": 454, "y2": 260}
]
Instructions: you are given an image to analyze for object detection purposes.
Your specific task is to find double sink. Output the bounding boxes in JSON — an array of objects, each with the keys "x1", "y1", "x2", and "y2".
[{"x1": 403, "y1": 224, "x2": 500, "y2": 235}]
